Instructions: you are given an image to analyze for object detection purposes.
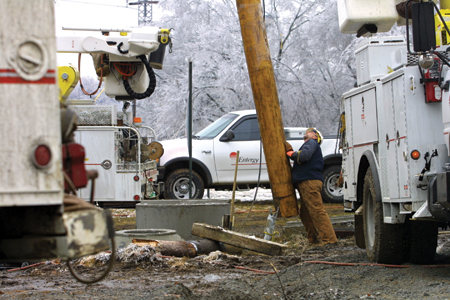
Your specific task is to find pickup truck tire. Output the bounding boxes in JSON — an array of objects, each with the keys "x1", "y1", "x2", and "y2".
[
  {"x1": 322, "y1": 165, "x2": 343, "y2": 203},
  {"x1": 164, "y1": 169, "x2": 205, "y2": 200}
]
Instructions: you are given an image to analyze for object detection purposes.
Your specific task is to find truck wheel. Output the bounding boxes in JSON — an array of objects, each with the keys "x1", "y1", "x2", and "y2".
[
  {"x1": 164, "y1": 169, "x2": 205, "y2": 199},
  {"x1": 322, "y1": 165, "x2": 343, "y2": 203},
  {"x1": 363, "y1": 168, "x2": 405, "y2": 264},
  {"x1": 404, "y1": 219, "x2": 438, "y2": 264}
]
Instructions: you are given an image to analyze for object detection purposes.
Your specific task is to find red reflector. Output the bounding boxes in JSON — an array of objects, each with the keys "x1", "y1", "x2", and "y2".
[
  {"x1": 33, "y1": 144, "x2": 52, "y2": 168},
  {"x1": 134, "y1": 175, "x2": 139, "y2": 181},
  {"x1": 134, "y1": 195, "x2": 140, "y2": 201}
]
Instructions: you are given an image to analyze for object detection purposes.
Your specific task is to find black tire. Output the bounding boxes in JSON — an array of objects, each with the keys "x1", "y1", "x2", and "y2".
[
  {"x1": 404, "y1": 219, "x2": 438, "y2": 264},
  {"x1": 363, "y1": 168, "x2": 405, "y2": 264},
  {"x1": 322, "y1": 165, "x2": 343, "y2": 203},
  {"x1": 164, "y1": 169, "x2": 205, "y2": 199}
]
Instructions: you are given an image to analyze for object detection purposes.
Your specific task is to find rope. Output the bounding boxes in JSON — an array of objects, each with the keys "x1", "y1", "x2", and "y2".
[
  {"x1": 113, "y1": 62, "x2": 137, "y2": 78},
  {"x1": 78, "y1": 53, "x2": 103, "y2": 96},
  {"x1": 272, "y1": 192, "x2": 296, "y2": 202},
  {"x1": 263, "y1": 230, "x2": 280, "y2": 237}
]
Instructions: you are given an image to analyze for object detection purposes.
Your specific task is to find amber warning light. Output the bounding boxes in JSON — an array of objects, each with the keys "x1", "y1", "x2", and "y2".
[{"x1": 411, "y1": 150, "x2": 420, "y2": 160}]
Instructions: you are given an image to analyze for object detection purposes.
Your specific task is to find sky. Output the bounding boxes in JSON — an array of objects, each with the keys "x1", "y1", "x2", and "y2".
[{"x1": 55, "y1": 0, "x2": 161, "y2": 77}]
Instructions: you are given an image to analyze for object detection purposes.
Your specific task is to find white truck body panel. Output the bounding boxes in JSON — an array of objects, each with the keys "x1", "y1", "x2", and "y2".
[
  {"x1": 214, "y1": 140, "x2": 268, "y2": 184},
  {"x1": 0, "y1": 0, "x2": 63, "y2": 206},
  {"x1": 162, "y1": 138, "x2": 218, "y2": 182},
  {"x1": 72, "y1": 117, "x2": 159, "y2": 203},
  {"x1": 342, "y1": 54, "x2": 447, "y2": 222},
  {"x1": 75, "y1": 127, "x2": 116, "y2": 201},
  {"x1": 337, "y1": 0, "x2": 399, "y2": 34},
  {"x1": 354, "y1": 37, "x2": 406, "y2": 86}
]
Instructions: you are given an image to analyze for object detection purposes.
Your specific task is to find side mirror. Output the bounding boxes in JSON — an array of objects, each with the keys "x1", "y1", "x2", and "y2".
[{"x1": 220, "y1": 130, "x2": 235, "y2": 142}]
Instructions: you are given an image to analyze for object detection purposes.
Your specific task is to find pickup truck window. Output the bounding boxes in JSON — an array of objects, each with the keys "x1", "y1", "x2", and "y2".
[
  {"x1": 231, "y1": 117, "x2": 261, "y2": 141},
  {"x1": 195, "y1": 113, "x2": 239, "y2": 139}
]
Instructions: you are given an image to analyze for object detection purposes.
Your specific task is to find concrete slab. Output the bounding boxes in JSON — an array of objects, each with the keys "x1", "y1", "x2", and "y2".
[{"x1": 136, "y1": 199, "x2": 231, "y2": 240}]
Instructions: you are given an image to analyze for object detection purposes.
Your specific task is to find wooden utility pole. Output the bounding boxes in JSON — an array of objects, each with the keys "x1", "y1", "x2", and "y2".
[{"x1": 236, "y1": 0, "x2": 298, "y2": 217}]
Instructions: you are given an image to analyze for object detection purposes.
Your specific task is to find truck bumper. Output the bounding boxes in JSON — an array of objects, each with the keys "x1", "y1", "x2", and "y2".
[{"x1": 0, "y1": 209, "x2": 114, "y2": 261}]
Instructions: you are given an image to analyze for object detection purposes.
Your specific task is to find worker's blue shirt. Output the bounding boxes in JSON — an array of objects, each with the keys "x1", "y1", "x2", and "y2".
[{"x1": 289, "y1": 139, "x2": 323, "y2": 184}]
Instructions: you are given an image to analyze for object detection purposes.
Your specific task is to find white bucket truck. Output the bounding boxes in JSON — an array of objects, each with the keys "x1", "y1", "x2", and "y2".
[{"x1": 338, "y1": 0, "x2": 450, "y2": 264}]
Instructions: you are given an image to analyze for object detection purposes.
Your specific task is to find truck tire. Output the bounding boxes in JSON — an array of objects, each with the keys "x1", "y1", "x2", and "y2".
[
  {"x1": 164, "y1": 169, "x2": 205, "y2": 199},
  {"x1": 363, "y1": 168, "x2": 405, "y2": 264},
  {"x1": 404, "y1": 219, "x2": 438, "y2": 264},
  {"x1": 322, "y1": 165, "x2": 343, "y2": 203}
]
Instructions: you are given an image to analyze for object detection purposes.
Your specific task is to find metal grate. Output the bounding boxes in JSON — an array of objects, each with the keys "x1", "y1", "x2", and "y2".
[
  {"x1": 70, "y1": 105, "x2": 117, "y2": 126},
  {"x1": 407, "y1": 53, "x2": 419, "y2": 66}
]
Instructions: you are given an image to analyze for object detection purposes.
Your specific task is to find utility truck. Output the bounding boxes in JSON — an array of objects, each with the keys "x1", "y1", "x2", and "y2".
[
  {"x1": 338, "y1": 0, "x2": 450, "y2": 264},
  {"x1": 68, "y1": 100, "x2": 164, "y2": 207},
  {"x1": 56, "y1": 13, "x2": 171, "y2": 208},
  {"x1": 0, "y1": 0, "x2": 169, "y2": 283},
  {"x1": 158, "y1": 110, "x2": 342, "y2": 203}
]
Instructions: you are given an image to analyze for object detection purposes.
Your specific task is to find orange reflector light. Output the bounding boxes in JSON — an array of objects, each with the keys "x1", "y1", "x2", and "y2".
[
  {"x1": 134, "y1": 195, "x2": 140, "y2": 201},
  {"x1": 411, "y1": 150, "x2": 420, "y2": 160},
  {"x1": 33, "y1": 144, "x2": 52, "y2": 169}
]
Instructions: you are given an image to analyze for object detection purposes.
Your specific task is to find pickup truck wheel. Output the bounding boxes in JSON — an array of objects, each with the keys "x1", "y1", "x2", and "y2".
[
  {"x1": 363, "y1": 168, "x2": 405, "y2": 264},
  {"x1": 322, "y1": 165, "x2": 343, "y2": 203},
  {"x1": 164, "y1": 169, "x2": 205, "y2": 199}
]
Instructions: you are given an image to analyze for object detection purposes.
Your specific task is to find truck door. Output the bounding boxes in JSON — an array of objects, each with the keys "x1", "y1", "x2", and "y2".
[
  {"x1": 342, "y1": 93, "x2": 357, "y2": 202},
  {"x1": 75, "y1": 128, "x2": 115, "y2": 201},
  {"x1": 214, "y1": 116, "x2": 268, "y2": 184},
  {"x1": 382, "y1": 73, "x2": 409, "y2": 199},
  {"x1": 343, "y1": 82, "x2": 380, "y2": 202}
]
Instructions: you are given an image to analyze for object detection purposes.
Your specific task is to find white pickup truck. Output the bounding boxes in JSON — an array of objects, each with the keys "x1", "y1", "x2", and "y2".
[{"x1": 158, "y1": 110, "x2": 343, "y2": 202}]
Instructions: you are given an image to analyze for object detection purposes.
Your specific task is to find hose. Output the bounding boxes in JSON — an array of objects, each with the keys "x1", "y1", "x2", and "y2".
[
  {"x1": 66, "y1": 237, "x2": 116, "y2": 284},
  {"x1": 78, "y1": 53, "x2": 103, "y2": 96},
  {"x1": 304, "y1": 260, "x2": 410, "y2": 268},
  {"x1": 122, "y1": 55, "x2": 156, "y2": 99}
]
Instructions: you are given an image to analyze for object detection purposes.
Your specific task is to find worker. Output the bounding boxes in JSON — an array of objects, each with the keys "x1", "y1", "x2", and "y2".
[{"x1": 286, "y1": 128, "x2": 338, "y2": 247}]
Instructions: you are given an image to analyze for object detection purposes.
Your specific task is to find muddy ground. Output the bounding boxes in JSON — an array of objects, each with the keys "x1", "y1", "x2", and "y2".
[{"x1": 2, "y1": 202, "x2": 450, "y2": 299}]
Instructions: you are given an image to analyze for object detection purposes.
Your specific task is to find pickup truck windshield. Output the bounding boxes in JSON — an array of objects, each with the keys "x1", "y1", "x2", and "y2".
[{"x1": 195, "y1": 113, "x2": 239, "y2": 139}]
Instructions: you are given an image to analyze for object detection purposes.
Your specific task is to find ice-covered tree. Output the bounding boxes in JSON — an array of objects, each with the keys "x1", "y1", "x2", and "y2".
[{"x1": 70, "y1": 0, "x2": 359, "y2": 139}]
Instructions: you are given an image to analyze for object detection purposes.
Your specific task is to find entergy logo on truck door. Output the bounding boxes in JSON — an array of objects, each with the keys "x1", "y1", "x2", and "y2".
[{"x1": 230, "y1": 152, "x2": 260, "y2": 164}]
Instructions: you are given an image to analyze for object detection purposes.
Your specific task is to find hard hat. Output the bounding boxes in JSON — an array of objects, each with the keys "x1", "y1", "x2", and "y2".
[{"x1": 306, "y1": 127, "x2": 322, "y2": 145}]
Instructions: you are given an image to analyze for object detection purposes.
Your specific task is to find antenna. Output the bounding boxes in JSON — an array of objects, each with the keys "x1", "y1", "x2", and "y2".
[{"x1": 128, "y1": 0, "x2": 159, "y2": 26}]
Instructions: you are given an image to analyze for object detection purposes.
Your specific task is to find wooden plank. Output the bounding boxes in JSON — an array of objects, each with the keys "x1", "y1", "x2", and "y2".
[
  {"x1": 236, "y1": 0, "x2": 298, "y2": 217},
  {"x1": 191, "y1": 223, "x2": 287, "y2": 256}
]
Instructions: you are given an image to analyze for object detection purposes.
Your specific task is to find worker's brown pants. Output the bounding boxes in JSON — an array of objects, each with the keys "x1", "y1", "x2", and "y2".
[{"x1": 296, "y1": 180, "x2": 338, "y2": 245}]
